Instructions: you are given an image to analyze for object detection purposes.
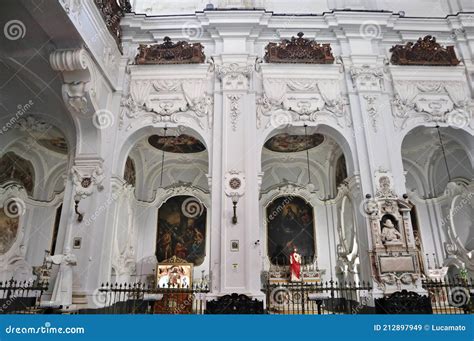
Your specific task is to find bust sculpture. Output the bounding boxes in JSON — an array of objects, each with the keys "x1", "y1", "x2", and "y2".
[{"x1": 381, "y1": 218, "x2": 402, "y2": 243}]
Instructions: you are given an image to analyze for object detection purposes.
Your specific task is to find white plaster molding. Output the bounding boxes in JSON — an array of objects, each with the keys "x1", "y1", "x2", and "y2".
[
  {"x1": 363, "y1": 94, "x2": 379, "y2": 132},
  {"x1": 137, "y1": 184, "x2": 210, "y2": 209},
  {"x1": 224, "y1": 170, "x2": 246, "y2": 198},
  {"x1": 389, "y1": 67, "x2": 473, "y2": 131},
  {"x1": 50, "y1": 48, "x2": 100, "y2": 117},
  {"x1": 216, "y1": 63, "x2": 253, "y2": 91},
  {"x1": 350, "y1": 65, "x2": 384, "y2": 92},
  {"x1": 119, "y1": 65, "x2": 213, "y2": 131},
  {"x1": 227, "y1": 94, "x2": 242, "y2": 132},
  {"x1": 256, "y1": 65, "x2": 350, "y2": 129},
  {"x1": 260, "y1": 183, "x2": 320, "y2": 208},
  {"x1": 71, "y1": 158, "x2": 104, "y2": 199}
]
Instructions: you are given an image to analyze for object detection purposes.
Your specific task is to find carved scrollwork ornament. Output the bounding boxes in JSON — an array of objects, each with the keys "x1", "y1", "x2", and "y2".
[
  {"x1": 216, "y1": 63, "x2": 253, "y2": 91},
  {"x1": 264, "y1": 32, "x2": 335, "y2": 64},
  {"x1": 72, "y1": 165, "x2": 104, "y2": 199},
  {"x1": 390, "y1": 35, "x2": 460, "y2": 66},
  {"x1": 135, "y1": 37, "x2": 205, "y2": 65}
]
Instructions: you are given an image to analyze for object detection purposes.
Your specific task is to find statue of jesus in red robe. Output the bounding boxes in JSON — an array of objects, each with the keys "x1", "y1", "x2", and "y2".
[{"x1": 289, "y1": 248, "x2": 302, "y2": 281}]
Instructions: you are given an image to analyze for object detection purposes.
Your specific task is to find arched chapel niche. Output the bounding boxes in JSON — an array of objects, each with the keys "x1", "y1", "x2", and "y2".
[
  {"x1": 0, "y1": 116, "x2": 71, "y2": 280},
  {"x1": 260, "y1": 124, "x2": 360, "y2": 281},
  {"x1": 124, "y1": 126, "x2": 211, "y2": 285},
  {"x1": 402, "y1": 126, "x2": 474, "y2": 276}
]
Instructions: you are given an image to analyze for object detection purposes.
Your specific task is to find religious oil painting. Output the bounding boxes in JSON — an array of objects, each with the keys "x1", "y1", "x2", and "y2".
[
  {"x1": 264, "y1": 133, "x2": 324, "y2": 153},
  {"x1": 156, "y1": 195, "x2": 207, "y2": 266},
  {"x1": 266, "y1": 196, "x2": 315, "y2": 265},
  {"x1": 37, "y1": 137, "x2": 68, "y2": 154},
  {"x1": 148, "y1": 134, "x2": 206, "y2": 153},
  {"x1": 156, "y1": 262, "x2": 193, "y2": 288},
  {"x1": 0, "y1": 152, "x2": 35, "y2": 195},
  {"x1": 0, "y1": 207, "x2": 19, "y2": 255}
]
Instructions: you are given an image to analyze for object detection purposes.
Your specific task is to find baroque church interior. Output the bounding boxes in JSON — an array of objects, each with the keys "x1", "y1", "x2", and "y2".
[{"x1": 0, "y1": 0, "x2": 473, "y2": 314}]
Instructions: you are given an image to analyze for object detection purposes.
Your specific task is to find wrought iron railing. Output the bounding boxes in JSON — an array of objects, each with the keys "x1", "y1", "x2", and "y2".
[
  {"x1": 93, "y1": 0, "x2": 131, "y2": 52},
  {"x1": 0, "y1": 279, "x2": 49, "y2": 314},
  {"x1": 263, "y1": 280, "x2": 373, "y2": 315},
  {"x1": 422, "y1": 277, "x2": 473, "y2": 314},
  {"x1": 92, "y1": 282, "x2": 210, "y2": 314}
]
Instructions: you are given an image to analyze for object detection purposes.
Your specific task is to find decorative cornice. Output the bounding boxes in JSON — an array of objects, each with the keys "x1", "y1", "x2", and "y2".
[
  {"x1": 390, "y1": 35, "x2": 460, "y2": 66},
  {"x1": 135, "y1": 37, "x2": 205, "y2": 65},
  {"x1": 264, "y1": 32, "x2": 335, "y2": 64}
]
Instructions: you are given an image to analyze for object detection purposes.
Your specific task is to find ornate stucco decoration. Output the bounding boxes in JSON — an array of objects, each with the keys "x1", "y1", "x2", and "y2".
[
  {"x1": 363, "y1": 95, "x2": 379, "y2": 132},
  {"x1": 260, "y1": 182, "x2": 320, "y2": 207},
  {"x1": 71, "y1": 159, "x2": 105, "y2": 199},
  {"x1": 224, "y1": 170, "x2": 246, "y2": 199},
  {"x1": 379, "y1": 272, "x2": 419, "y2": 291},
  {"x1": 264, "y1": 32, "x2": 335, "y2": 64},
  {"x1": 50, "y1": 48, "x2": 100, "y2": 116},
  {"x1": 216, "y1": 63, "x2": 253, "y2": 91},
  {"x1": 140, "y1": 184, "x2": 210, "y2": 210},
  {"x1": 350, "y1": 65, "x2": 384, "y2": 92},
  {"x1": 135, "y1": 37, "x2": 205, "y2": 65},
  {"x1": 119, "y1": 74, "x2": 213, "y2": 131},
  {"x1": 227, "y1": 94, "x2": 242, "y2": 131},
  {"x1": 256, "y1": 78, "x2": 350, "y2": 128},
  {"x1": 374, "y1": 171, "x2": 397, "y2": 199},
  {"x1": 390, "y1": 35, "x2": 460, "y2": 66},
  {"x1": 391, "y1": 80, "x2": 472, "y2": 130}
]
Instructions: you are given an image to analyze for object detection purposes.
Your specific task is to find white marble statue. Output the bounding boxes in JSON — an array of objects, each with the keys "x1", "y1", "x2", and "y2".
[
  {"x1": 381, "y1": 219, "x2": 402, "y2": 243},
  {"x1": 46, "y1": 253, "x2": 77, "y2": 308}
]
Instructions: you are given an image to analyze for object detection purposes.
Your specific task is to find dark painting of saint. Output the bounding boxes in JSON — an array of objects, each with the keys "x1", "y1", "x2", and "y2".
[
  {"x1": 156, "y1": 196, "x2": 206, "y2": 266},
  {"x1": 266, "y1": 196, "x2": 315, "y2": 265}
]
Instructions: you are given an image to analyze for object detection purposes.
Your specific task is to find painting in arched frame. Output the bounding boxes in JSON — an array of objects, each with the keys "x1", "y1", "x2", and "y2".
[
  {"x1": 156, "y1": 195, "x2": 207, "y2": 266},
  {"x1": 266, "y1": 196, "x2": 315, "y2": 265}
]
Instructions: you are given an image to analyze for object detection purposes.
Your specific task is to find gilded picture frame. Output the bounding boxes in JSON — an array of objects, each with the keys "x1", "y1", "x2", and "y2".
[{"x1": 156, "y1": 256, "x2": 193, "y2": 288}]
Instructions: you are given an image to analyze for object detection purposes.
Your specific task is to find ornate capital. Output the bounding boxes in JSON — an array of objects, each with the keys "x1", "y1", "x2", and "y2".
[
  {"x1": 71, "y1": 158, "x2": 105, "y2": 199},
  {"x1": 216, "y1": 63, "x2": 253, "y2": 91},
  {"x1": 350, "y1": 65, "x2": 384, "y2": 92}
]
